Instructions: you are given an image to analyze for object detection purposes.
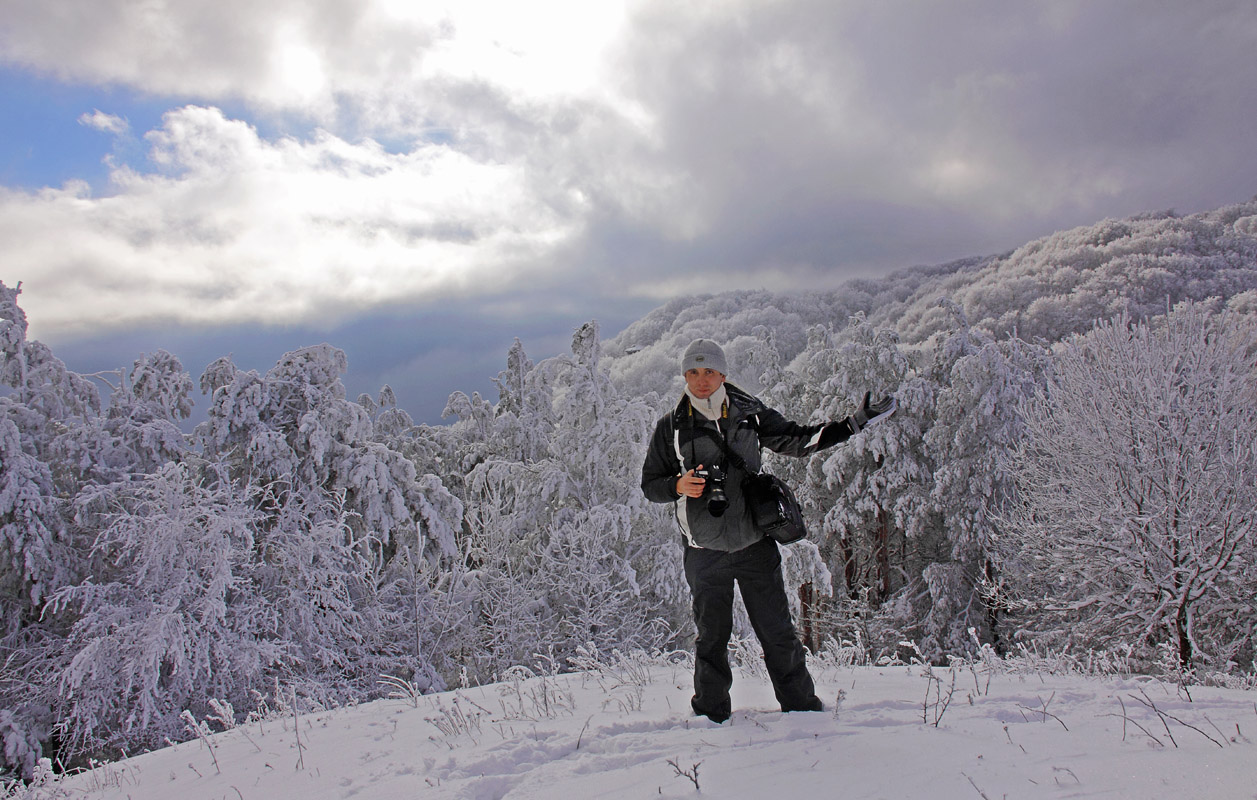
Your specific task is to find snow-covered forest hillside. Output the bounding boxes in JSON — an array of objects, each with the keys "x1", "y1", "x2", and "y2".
[{"x1": 2, "y1": 197, "x2": 1256, "y2": 783}]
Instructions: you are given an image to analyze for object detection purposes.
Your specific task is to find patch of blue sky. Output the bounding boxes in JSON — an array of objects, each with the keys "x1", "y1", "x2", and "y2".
[
  {"x1": 0, "y1": 66, "x2": 168, "y2": 191},
  {"x1": 0, "y1": 66, "x2": 342, "y2": 193}
]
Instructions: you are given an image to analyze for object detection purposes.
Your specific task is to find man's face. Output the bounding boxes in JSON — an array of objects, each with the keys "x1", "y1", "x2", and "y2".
[{"x1": 684, "y1": 367, "x2": 725, "y2": 400}]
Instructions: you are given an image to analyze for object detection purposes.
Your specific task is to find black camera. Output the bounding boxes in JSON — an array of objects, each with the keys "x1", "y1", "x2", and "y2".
[{"x1": 695, "y1": 464, "x2": 728, "y2": 517}]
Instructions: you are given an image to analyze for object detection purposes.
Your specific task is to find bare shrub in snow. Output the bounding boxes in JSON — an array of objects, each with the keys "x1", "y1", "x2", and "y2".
[{"x1": 995, "y1": 301, "x2": 1257, "y2": 671}]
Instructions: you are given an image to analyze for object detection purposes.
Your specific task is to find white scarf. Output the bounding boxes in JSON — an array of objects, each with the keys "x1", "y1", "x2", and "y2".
[{"x1": 685, "y1": 383, "x2": 727, "y2": 422}]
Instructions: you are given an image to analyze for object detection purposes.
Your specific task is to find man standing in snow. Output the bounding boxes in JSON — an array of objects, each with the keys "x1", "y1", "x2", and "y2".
[{"x1": 641, "y1": 338, "x2": 895, "y2": 723}]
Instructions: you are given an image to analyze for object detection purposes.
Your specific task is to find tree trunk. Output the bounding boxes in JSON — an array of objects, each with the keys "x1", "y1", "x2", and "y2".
[
  {"x1": 875, "y1": 507, "x2": 891, "y2": 604},
  {"x1": 798, "y1": 582, "x2": 818, "y2": 653},
  {"x1": 1176, "y1": 601, "x2": 1193, "y2": 668}
]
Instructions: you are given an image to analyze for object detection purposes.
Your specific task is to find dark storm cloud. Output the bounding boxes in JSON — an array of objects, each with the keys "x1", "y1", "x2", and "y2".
[{"x1": 552, "y1": 0, "x2": 1257, "y2": 299}]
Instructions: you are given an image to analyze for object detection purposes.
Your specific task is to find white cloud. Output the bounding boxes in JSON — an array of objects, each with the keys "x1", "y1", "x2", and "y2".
[
  {"x1": 2, "y1": 1, "x2": 679, "y2": 342},
  {"x1": 407, "y1": 0, "x2": 629, "y2": 99},
  {"x1": 77, "y1": 110, "x2": 130, "y2": 135},
  {"x1": 0, "y1": 0, "x2": 635, "y2": 129},
  {"x1": 6, "y1": 106, "x2": 580, "y2": 337}
]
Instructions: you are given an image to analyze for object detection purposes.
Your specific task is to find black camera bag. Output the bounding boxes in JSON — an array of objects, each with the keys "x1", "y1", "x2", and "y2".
[{"x1": 742, "y1": 472, "x2": 808, "y2": 544}]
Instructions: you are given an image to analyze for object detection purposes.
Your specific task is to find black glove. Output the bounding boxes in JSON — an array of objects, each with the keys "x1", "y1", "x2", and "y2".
[{"x1": 851, "y1": 391, "x2": 897, "y2": 430}]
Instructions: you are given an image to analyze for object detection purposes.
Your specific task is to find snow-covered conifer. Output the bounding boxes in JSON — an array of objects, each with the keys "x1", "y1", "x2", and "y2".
[
  {"x1": 197, "y1": 345, "x2": 458, "y2": 565},
  {"x1": 920, "y1": 300, "x2": 1049, "y2": 656},
  {"x1": 430, "y1": 323, "x2": 685, "y2": 680}
]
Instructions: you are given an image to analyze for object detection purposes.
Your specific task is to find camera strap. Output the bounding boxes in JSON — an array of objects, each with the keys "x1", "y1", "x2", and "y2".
[
  {"x1": 690, "y1": 426, "x2": 753, "y2": 475},
  {"x1": 672, "y1": 392, "x2": 761, "y2": 475}
]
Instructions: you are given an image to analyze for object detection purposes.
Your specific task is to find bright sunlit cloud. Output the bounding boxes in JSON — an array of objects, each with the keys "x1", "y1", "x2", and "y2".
[
  {"x1": 3, "y1": 105, "x2": 577, "y2": 336},
  {"x1": 0, "y1": 0, "x2": 635, "y2": 124},
  {"x1": 414, "y1": 0, "x2": 630, "y2": 99},
  {"x1": 273, "y1": 36, "x2": 328, "y2": 106}
]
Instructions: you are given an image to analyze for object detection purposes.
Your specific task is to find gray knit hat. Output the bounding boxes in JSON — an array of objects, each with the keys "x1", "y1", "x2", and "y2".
[{"x1": 681, "y1": 338, "x2": 728, "y2": 375}]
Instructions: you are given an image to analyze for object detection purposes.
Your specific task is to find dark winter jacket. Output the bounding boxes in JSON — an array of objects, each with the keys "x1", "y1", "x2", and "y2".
[{"x1": 640, "y1": 382, "x2": 857, "y2": 552}]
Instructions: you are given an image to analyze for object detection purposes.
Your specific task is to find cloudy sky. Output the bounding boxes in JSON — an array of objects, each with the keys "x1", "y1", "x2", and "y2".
[{"x1": 2, "y1": 0, "x2": 1255, "y2": 422}]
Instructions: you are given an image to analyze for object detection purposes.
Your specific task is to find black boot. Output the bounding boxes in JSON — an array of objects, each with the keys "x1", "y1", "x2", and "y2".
[{"x1": 691, "y1": 696, "x2": 731, "y2": 723}]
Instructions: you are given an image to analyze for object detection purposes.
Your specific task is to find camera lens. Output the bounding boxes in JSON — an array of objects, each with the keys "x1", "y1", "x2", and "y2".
[
  {"x1": 708, "y1": 490, "x2": 728, "y2": 517},
  {"x1": 702, "y1": 465, "x2": 728, "y2": 517}
]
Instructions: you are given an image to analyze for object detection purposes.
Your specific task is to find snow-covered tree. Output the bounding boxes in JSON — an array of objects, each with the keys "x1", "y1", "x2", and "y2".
[
  {"x1": 0, "y1": 416, "x2": 60, "y2": 614},
  {"x1": 782, "y1": 316, "x2": 927, "y2": 658},
  {"x1": 492, "y1": 339, "x2": 553, "y2": 461},
  {"x1": 196, "y1": 345, "x2": 458, "y2": 569},
  {"x1": 544, "y1": 322, "x2": 685, "y2": 654},
  {"x1": 49, "y1": 351, "x2": 195, "y2": 492},
  {"x1": 919, "y1": 300, "x2": 1050, "y2": 656},
  {"x1": 0, "y1": 414, "x2": 62, "y2": 776},
  {"x1": 0, "y1": 281, "x2": 99, "y2": 776},
  {"x1": 430, "y1": 323, "x2": 685, "y2": 681},
  {"x1": 995, "y1": 302, "x2": 1257, "y2": 670},
  {"x1": 0, "y1": 282, "x2": 99, "y2": 433},
  {"x1": 51, "y1": 463, "x2": 278, "y2": 758},
  {"x1": 192, "y1": 345, "x2": 461, "y2": 698},
  {"x1": 249, "y1": 480, "x2": 390, "y2": 701}
]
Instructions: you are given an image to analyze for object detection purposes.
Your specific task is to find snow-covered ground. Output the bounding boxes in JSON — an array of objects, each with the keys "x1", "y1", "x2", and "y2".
[{"x1": 29, "y1": 654, "x2": 1257, "y2": 800}]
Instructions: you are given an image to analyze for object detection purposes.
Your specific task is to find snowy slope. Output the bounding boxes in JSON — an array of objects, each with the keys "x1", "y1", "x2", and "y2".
[{"x1": 35, "y1": 658, "x2": 1257, "y2": 800}]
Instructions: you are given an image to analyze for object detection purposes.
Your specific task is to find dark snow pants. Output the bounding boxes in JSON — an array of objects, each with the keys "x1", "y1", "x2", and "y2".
[{"x1": 683, "y1": 537, "x2": 821, "y2": 722}]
